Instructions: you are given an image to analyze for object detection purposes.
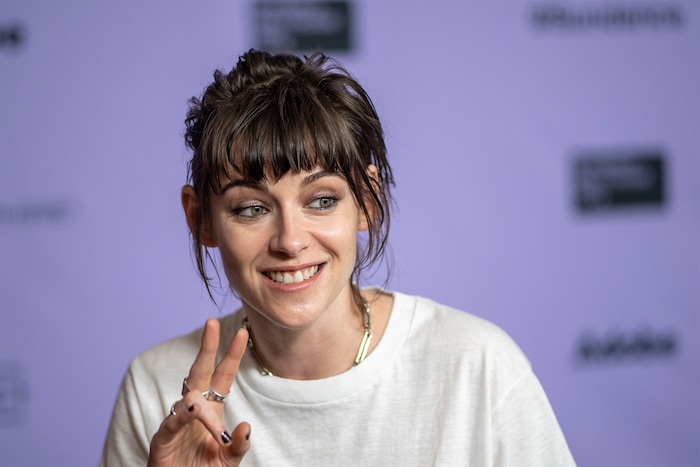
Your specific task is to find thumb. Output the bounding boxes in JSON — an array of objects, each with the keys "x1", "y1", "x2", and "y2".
[{"x1": 224, "y1": 422, "x2": 251, "y2": 463}]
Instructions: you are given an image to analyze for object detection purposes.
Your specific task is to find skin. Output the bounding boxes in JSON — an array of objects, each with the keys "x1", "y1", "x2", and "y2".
[
  {"x1": 148, "y1": 320, "x2": 251, "y2": 466},
  {"x1": 149, "y1": 164, "x2": 392, "y2": 464},
  {"x1": 203, "y1": 167, "x2": 371, "y2": 378}
]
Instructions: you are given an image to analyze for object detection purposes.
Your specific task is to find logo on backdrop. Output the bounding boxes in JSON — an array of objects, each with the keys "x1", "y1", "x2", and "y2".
[
  {"x1": 573, "y1": 149, "x2": 666, "y2": 213},
  {"x1": 575, "y1": 327, "x2": 678, "y2": 365},
  {"x1": 0, "y1": 199, "x2": 75, "y2": 226},
  {"x1": 532, "y1": 4, "x2": 683, "y2": 31},
  {"x1": 254, "y1": 0, "x2": 353, "y2": 53},
  {"x1": 0, "y1": 361, "x2": 31, "y2": 428},
  {"x1": 0, "y1": 23, "x2": 26, "y2": 51}
]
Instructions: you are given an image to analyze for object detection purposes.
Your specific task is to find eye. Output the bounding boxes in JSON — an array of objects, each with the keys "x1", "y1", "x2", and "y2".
[
  {"x1": 233, "y1": 205, "x2": 268, "y2": 218},
  {"x1": 309, "y1": 196, "x2": 338, "y2": 210}
]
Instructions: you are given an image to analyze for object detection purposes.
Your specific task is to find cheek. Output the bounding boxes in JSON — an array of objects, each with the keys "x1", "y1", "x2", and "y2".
[
  {"x1": 216, "y1": 228, "x2": 264, "y2": 277},
  {"x1": 315, "y1": 220, "x2": 359, "y2": 256}
]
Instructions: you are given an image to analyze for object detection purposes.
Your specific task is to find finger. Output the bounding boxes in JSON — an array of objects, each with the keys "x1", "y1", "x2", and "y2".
[
  {"x1": 186, "y1": 318, "x2": 221, "y2": 391},
  {"x1": 209, "y1": 328, "x2": 248, "y2": 395},
  {"x1": 193, "y1": 394, "x2": 238, "y2": 446},
  {"x1": 225, "y1": 422, "x2": 252, "y2": 459},
  {"x1": 152, "y1": 399, "x2": 200, "y2": 446}
]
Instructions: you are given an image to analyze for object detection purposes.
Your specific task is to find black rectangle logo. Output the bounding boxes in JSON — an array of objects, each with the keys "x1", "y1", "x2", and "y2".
[
  {"x1": 254, "y1": 1, "x2": 353, "y2": 53},
  {"x1": 574, "y1": 150, "x2": 666, "y2": 212}
]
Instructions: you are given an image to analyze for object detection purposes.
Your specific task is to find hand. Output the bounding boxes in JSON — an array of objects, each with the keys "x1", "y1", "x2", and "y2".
[{"x1": 148, "y1": 319, "x2": 251, "y2": 467}]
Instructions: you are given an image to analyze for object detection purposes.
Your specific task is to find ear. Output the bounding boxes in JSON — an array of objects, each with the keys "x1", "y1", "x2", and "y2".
[
  {"x1": 182, "y1": 185, "x2": 217, "y2": 247},
  {"x1": 357, "y1": 164, "x2": 379, "y2": 232}
]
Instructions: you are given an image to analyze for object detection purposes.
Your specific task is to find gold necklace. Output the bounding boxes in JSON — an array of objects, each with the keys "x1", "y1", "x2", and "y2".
[{"x1": 241, "y1": 298, "x2": 372, "y2": 376}]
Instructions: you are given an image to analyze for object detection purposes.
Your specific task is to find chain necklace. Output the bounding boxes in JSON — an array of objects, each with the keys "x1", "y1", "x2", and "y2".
[{"x1": 241, "y1": 297, "x2": 372, "y2": 377}]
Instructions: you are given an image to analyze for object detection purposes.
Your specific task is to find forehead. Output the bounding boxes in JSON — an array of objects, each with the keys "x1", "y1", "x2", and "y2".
[
  {"x1": 207, "y1": 91, "x2": 362, "y2": 187},
  {"x1": 216, "y1": 167, "x2": 353, "y2": 201},
  {"x1": 218, "y1": 162, "x2": 346, "y2": 188},
  {"x1": 212, "y1": 134, "x2": 345, "y2": 190}
]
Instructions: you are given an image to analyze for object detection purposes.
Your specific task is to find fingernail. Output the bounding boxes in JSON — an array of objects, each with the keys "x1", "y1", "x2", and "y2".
[
  {"x1": 246, "y1": 428, "x2": 251, "y2": 441},
  {"x1": 188, "y1": 404, "x2": 195, "y2": 412},
  {"x1": 221, "y1": 431, "x2": 232, "y2": 444}
]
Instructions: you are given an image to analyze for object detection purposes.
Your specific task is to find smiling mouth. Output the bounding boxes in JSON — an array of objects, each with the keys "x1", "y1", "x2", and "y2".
[{"x1": 264, "y1": 265, "x2": 320, "y2": 284}]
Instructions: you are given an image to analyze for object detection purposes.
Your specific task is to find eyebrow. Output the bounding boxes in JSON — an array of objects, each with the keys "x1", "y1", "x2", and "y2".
[
  {"x1": 220, "y1": 179, "x2": 264, "y2": 194},
  {"x1": 220, "y1": 170, "x2": 341, "y2": 194},
  {"x1": 302, "y1": 170, "x2": 342, "y2": 186}
]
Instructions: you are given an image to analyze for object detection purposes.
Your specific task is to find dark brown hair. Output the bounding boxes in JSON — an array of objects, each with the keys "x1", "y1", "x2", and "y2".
[{"x1": 184, "y1": 49, "x2": 394, "y2": 301}]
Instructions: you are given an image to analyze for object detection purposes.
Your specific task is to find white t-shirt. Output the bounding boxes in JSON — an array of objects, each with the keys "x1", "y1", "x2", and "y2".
[{"x1": 100, "y1": 291, "x2": 576, "y2": 466}]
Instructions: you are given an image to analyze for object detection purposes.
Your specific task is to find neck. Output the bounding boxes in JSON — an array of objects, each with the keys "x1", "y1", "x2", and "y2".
[{"x1": 242, "y1": 293, "x2": 371, "y2": 380}]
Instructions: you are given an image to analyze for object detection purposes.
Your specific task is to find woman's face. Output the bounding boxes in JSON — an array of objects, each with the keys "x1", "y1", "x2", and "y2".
[{"x1": 203, "y1": 166, "x2": 369, "y2": 330}]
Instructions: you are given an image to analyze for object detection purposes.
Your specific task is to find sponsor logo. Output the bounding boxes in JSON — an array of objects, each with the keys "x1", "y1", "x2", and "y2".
[
  {"x1": 0, "y1": 199, "x2": 75, "y2": 226},
  {"x1": 0, "y1": 23, "x2": 26, "y2": 50},
  {"x1": 575, "y1": 327, "x2": 678, "y2": 365},
  {"x1": 0, "y1": 361, "x2": 30, "y2": 428},
  {"x1": 573, "y1": 149, "x2": 665, "y2": 212},
  {"x1": 254, "y1": 0, "x2": 353, "y2": 52},
  {"x1": 532, "y1": 4, "x2": 683, "y2": 31}
]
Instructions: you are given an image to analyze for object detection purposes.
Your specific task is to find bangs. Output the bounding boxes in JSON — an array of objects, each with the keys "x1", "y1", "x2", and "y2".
[
  {"x1": 184, "y1": 50, "x2": 394, "y2": 302},
  {"x1": 213, "y1": 76, "x2": 360, "y2": 190}
]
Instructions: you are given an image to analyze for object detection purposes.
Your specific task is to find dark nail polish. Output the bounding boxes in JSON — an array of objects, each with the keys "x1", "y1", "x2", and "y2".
[
  {"x1": 246, "y1": 428, "x2": 251, "y2": 441},
  {"x1": 221, "y1": 431, "x2": 232, "y2": 444},
  {"x1": 188, "y1": 404, "x2": 195, "y2": 412}
]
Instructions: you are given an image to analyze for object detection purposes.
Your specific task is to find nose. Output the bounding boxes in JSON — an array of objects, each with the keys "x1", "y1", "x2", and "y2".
[{"x1": 269, "y1": 209, "x2": 310, "y2": 257}]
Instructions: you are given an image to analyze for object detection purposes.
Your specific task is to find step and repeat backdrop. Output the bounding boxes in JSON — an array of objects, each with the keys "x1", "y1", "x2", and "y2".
[{"x1": 1, "y1": 1, "x2": 698, "y2": 466}]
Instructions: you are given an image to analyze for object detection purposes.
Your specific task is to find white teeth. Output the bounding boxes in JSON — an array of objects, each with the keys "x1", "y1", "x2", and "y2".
[{"x1": 267, "y1": 265, "x2": 319, "y2": 284}]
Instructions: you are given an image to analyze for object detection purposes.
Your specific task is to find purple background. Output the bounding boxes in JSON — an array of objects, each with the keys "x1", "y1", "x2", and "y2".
[{"x1": 1, "y1": 1, "x2": 699, "y2": 466}]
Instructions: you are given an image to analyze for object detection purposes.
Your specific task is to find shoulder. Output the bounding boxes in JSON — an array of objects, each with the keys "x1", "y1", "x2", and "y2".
[
  {"x1": 386, "y1": 292, "x2": 575, "y2": 463},
  {"x1": 128, "y1": 311, "x2": 241, "y2": 384},
  {"x1": 398, "y1": 292, "x2": 525, "y2": 354},
  {"x1": 390, "y1": 291, "x2": 532, "y2": 382},
  {"x1": 131, "y1": 325, "x2": 202, "y2": 373}
]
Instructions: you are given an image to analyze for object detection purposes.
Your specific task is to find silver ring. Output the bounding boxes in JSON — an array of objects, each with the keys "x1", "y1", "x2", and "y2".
[
  {"x1": 205, "y1": 388, "x2": 229, "y2": 403},
  {"x1": 181, "y1": 377, "x2": 192, "y2": 396},
  {"x1": 182, "y1": 377, "x2": 208, "y2": 397},
  {"x1": 169, "y1": 403, "x2": 177, "y2": 416}
]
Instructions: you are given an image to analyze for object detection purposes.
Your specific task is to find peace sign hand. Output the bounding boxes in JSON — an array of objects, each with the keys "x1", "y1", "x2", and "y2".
[{"x1": 148, "y1": 319, "x2": 251, "y2": 467}]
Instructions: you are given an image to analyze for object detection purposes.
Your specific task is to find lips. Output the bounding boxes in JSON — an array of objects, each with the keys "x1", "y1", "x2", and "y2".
[{"x1": 264, "y1": 265, "x2": 320, "y2": 284}]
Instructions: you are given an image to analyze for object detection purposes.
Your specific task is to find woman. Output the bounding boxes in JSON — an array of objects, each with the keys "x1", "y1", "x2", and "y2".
[{"x1": 100, "y1": 49, "x2": 575, "y2": 466}]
